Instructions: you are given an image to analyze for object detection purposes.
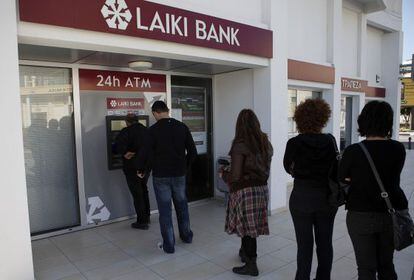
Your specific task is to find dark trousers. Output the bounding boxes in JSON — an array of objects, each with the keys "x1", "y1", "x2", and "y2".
[
  {"x1": 346, "y1": 211, "x2": 397, "y2": 280},
  {"x1": 290, "y1": 190, "x2": 337, "y2": 280},
  {"x1": 124, "y1": 170, "x2": 150, "y2": 224},
  {"x1": 241, "y1": 236, "x2": 257, "y2": 259}
]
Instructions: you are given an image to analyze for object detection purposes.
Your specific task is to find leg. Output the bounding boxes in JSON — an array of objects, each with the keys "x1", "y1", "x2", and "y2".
[
  {"x1": 141, "y1": 175, "x2": 151, "y2": 223},
  {"x1": 171, "y1": 176, "x2": 193, "y2": 243},
  {"x1": 291, "y1": 209, "x2": 315, "y2": 280},
  {"x1": 123, "y1": 170, "x2": 141, "y2": 223},
  {"x1": 314, "y1": 208, "x2": 337, "y2": 280},
  {"x1": 346, "y1": 211, "x2": 378, "y2": 280},
  {"x1": 376, "y1": 214, "x2": 397, "y2": 280},
  {"x1": 153, "y1": 177, "x2": 175, "y2": 253},
  {"x1": 233, "y1": 236, "x2": 259, "y2": 276}
]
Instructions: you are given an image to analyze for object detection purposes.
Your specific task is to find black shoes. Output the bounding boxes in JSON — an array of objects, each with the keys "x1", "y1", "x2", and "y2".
[
  {"x1": 232, "y1": 257, "x2": 259, "y2": 277},
  {"x1": 131, "y1": 222, "x2": 149, "y2": 230}
]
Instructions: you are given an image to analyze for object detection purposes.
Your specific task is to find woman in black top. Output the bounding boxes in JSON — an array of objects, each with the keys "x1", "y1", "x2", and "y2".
[
  {"x1": 283, "y1": 99, "x2": 338, "y2": 280},
  {"x1": 339, "y1": 101, "x2": 408, "y2": 280}
]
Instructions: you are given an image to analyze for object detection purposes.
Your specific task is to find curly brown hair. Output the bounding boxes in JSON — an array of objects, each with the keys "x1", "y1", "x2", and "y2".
[{"x1": 294, "y1": 99, "x2": 331, "y2": 134}]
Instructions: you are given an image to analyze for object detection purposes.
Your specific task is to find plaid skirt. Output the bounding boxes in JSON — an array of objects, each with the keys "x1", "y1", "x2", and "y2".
[{"x1": 225, "y1": 185, "x2": 269, "y2": 238}]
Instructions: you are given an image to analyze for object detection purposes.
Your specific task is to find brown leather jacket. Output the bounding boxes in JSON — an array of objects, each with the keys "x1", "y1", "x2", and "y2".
[{"x1": 223, "y1": 140, "x2": 273, "y2": 193}]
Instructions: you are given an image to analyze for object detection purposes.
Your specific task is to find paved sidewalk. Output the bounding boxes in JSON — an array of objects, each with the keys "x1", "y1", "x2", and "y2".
[{"x1": 32, "y1": 152, "x2": 414, "y2": 280}]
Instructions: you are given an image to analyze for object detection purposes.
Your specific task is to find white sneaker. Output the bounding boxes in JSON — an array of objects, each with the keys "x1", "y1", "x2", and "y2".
[{"x1": 157, "y1": 242, "x2": 163, "y2": 251}]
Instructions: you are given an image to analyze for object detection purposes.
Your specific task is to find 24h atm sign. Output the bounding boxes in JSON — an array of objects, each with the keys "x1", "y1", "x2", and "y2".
[{"x1": 19, "y1": 0, "x2": 273, "y2": 58}]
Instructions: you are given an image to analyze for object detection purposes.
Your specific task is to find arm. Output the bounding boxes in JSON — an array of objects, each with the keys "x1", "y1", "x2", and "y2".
[
  {"x1": 339, "y1": 148, "x2": 352, "y2": 183},
  {"x1": 283, "y1": 139, "x2": 295, "y2": 175},
  {"x1": 115, "y1": 128, "x2": 129, "y2": 156},
  {"x1": 135, "y1": 127, "x2": 152, "y2": 173},
  {"x1": 185, "y1": 126, "x2": 197, "y2": 167},
  {"x1": 222, "y1": 148, "x2": 244, "y2": 189}
]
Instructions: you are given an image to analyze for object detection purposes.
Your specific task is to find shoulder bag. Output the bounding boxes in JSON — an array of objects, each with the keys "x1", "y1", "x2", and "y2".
[
  {"x1": 359, "y1": 142, "x2": 414, "y2": 251},
  {"x1": 328, "y1": 134, "x2": 350, "y2": 207}
]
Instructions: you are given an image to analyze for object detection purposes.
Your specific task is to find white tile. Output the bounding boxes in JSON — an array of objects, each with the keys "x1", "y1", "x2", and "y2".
[
  {"x1": 32, "y1": 239, "x2": 65, "y2": 262},
  {"x1": 123, "y1": 242, "x2": 189, "y2": 266},
  {"x1": 73, "y1": 250, "x2": 136, "y2": 272},
  {"x1": 165, "y1": 261, "x2": 226, "y2": 280},
  {"x1": 50, "y1": 230, "x2": 108, "y2": 251},
  {"x1": 149, "y1": 252, "x2": 206, "y2": 276},
  {"x1": 331, "y1": 257, "x2": 358, "y2": 280},
  {"x1": 34, "y1": 263, "x2": 80, "y2": 280},
  {"x1": 34, "y1": 255, "x2": 71, "y2": 272},
  {"x1": 59, "y1": 273, "x2": 87, "y2": 280},
  {"x1": 190, "y1": 239, "x2": 239, "y2": 260},
  {"x1": 83, "y1": 259, "x2": 144, "y2": 280},
  {"x1": 63, "y1": 243, "x2": 121, "y2": 262},
  {"x1": 269, "y1": 244, "x2": 297, "y2": 263},
  {"x1": 111, "y1": 267, "x2": 163, "y2": 280}
]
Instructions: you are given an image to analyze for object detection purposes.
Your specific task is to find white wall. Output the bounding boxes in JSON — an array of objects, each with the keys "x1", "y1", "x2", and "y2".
[
  {"x1": 147, "y1": 0, "x2": 264, "y2": 27},
  {"x1": 366, "y1": 26, "x2": 384, "y2": 86},
  {"x1": 342, "y1": 8, "x2": 359, "y2": 77},
  {"x1": 287, "y1": 0, "x2": 328, "y2": 63},
  {"x1": 0, "y1": 0, "x2": 34, "y2": 279},
  {"x1": 213, "y1": 69, "x2": 254, "y2": 196}
]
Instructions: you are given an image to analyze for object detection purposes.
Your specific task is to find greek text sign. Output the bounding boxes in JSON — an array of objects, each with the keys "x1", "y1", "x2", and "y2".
[
  {"x1": 341, "y1": 78, "x2": 367, "y2": 92},
  {"x1": 19, "y1": 0, "x2": 273, "y2": 58},
  {"x1": 79, "y1": 69, "x2": 166, "y2": 92}
]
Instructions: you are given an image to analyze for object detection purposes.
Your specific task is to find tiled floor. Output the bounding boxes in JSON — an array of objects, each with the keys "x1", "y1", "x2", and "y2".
[{"x1": 32, "y1": 151, "x2": 414, "y2": 280}]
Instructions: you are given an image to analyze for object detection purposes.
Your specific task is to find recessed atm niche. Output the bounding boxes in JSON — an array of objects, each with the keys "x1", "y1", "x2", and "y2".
[{"x1": 79, "y1": 69, "x2": 166, "y2": 223}]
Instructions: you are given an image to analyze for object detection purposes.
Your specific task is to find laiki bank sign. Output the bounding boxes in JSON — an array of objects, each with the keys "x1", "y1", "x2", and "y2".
[{"x1": 19, "y1": 0, "x2": 273, "y2": 58}]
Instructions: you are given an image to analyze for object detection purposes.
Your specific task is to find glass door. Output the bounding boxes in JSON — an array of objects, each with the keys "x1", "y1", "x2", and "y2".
[
  {"x1": 19, "y1": 66, "x2": 80, "y2": 235},
  {"x1": 171, "y1": 76, "x2": 213, "y2": 201}
]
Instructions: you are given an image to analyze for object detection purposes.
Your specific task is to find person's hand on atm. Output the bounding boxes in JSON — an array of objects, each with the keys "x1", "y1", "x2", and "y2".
[
  {"x1": 124, "y1": 151, "x2": 135, "y2": 160},
  {"x1": 137, "y1": 171, "x2": 145, "y2": 179}
]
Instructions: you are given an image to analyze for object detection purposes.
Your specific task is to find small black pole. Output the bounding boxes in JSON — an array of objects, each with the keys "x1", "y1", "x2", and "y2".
[{"x1": 409, "y1": 137, "x2": 412, "y2": 150}]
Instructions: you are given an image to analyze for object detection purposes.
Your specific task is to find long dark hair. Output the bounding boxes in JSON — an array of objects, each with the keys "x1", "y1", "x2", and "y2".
[{"x1": 232, "y1": 109, "x2": 271, "y2": 158}]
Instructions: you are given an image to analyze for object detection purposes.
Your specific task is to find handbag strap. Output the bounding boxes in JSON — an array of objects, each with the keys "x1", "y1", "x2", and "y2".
[
  {"x1": 358, "y1": 142, "x2": 395, "y2": 212},
  {"x1": 328, "y1": 134, "x2": 341, "y2": 160}
]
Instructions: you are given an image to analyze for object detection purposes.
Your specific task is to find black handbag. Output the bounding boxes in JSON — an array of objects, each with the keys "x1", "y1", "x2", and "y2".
[
  {"x1": 359, "y1": 142, "x2": 414, "y2": 251},
  {"x1": 328, "y1": 134, "x2": 349, "y2": 207}
]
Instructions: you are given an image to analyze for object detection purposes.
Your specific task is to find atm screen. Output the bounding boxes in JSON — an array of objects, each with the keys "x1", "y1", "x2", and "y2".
[{"x1": 106, "y1": 115, "x2": 150, "y2": 170}]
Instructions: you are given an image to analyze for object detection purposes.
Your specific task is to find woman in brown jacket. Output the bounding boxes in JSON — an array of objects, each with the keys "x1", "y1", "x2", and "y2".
[{"x1": 219, "y1": 109, "x2": 273, "y2": 277}]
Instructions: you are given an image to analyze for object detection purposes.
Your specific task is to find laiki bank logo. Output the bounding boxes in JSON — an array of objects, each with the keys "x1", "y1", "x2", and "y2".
[{"x1": 101, "y1": 0, "x2": 132, "y2": 30}]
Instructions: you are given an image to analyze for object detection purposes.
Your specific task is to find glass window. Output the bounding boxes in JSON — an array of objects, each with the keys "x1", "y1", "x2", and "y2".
[
  {"x1": 288, "y1": 89, "x2": 322, "y2": 137},
  {"x1": 20, "y1": 66, "x2": 80, "y2": 235}
]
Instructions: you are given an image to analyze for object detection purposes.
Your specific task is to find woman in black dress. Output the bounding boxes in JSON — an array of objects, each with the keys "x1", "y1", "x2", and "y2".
[
  {"x1": 339, "y1": 101, "x2": 408, "y2": 280},
  {"x1": 283, "y1": 98, "x2": 338, "y2": 280}
]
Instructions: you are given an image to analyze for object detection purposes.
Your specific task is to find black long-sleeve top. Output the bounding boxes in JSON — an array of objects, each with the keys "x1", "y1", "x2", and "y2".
[
  {"x1": 115, "y1": 123, "x2": 150, "y2": 172},
  {"x1": 339, "y1": 140, "x2": 408, "y2": 212},
  {"x1": 283, "y1": 134, "x2": 337, "y2": 189},
  {"x1": 143, "y1": 118, "x2": 197, "y2": 178}
]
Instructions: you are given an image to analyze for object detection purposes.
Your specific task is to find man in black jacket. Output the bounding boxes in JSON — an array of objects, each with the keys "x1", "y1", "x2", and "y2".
[
  {"x1": 116, "y1": 113, "x2": 151, "y2": 230},
  {"x1": 139, "y1": 101, "x2": 197, "y2": 253}
]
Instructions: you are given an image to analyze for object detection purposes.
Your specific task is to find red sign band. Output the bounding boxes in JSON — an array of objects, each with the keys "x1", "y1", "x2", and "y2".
[
  {"x1": 79, "y1": 69, "x2": 166, "y2": 92},
  {"x1": 19, "y1": 0, "x2": 273, "y2": 58}
]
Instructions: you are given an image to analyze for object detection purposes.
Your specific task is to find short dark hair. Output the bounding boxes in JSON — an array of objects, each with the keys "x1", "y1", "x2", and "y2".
[
  {"x1": 358, "y1": 101, "x2": 394, "y2": 138},
  {"x1": 294, "y1": 99, "x2": 331, "y2": 134},
  {"x1": 125, "y1": 113, "x2": 138, "y2": 124},
  {"x1": 151, "y1": 101, "x2": 169, "y2": 113}
]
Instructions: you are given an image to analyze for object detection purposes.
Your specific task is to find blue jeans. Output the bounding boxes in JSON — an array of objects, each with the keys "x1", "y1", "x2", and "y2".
[{"x1": 153, "y1": 176, "x2": 193, "y2": 253}]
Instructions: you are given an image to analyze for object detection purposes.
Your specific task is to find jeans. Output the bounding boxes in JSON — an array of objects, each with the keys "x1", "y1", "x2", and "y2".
[
  {"x1": 347, "y1": 211, "x2": 397, "y2": 280},
  {"x1": 290, "y1": 189, "x2": 337, "y2": 280},
  {"x1": 153, "y1": 176, "x2": 193, "y2": 253},
  {"x1": 124, "y1": 170, "x2": 150, "y2": 224}
]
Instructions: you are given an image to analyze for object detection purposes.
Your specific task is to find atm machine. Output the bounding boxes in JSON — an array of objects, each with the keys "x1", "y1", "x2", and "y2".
[{"x1": 105, "y1": 115, "x2": 149, "y2": 170}]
